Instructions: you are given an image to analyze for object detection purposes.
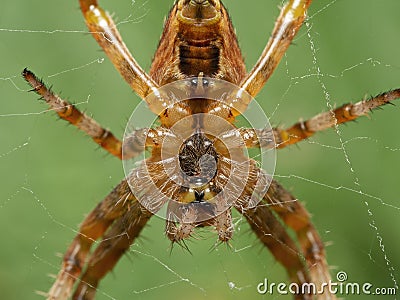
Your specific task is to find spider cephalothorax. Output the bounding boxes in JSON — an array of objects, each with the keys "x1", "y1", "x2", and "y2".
[
  {"x1": 124, "y1": 78, "x2": 266, "y2": 244},
  {"x1": 23, "y1": 0, "x2": 400, "y2": 299},
  {"x1": 178, "y1": 132, "x2": 218, "y2": 190}
]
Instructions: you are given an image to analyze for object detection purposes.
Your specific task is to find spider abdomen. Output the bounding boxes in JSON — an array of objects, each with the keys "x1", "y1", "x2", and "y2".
[
  {"x1": 179, "y1": 43, "x2": 220, "y2": 77},
  {"x1": 150, "y1": 1, "x2": 246, "y2": 85}
]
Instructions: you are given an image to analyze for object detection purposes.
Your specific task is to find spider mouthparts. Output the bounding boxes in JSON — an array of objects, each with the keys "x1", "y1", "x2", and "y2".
[
  {"x1": 181, "y1": 186, "x2": 215, "y2": 204},
  {"x1": 194, "y1": 189, "x2": 205, "y2": 202},
  {"x1": 178, "y1": 0, "x2": 221, "y2": 24}
]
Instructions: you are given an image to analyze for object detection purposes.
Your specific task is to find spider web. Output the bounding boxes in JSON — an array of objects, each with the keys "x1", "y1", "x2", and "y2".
[{"x1": 0, "y1": 0, "x2": 399, "y2": 299}]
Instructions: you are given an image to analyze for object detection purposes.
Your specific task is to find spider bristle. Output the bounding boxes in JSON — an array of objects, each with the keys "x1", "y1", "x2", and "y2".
[
  {"x1": 239, "y1": 223, "x2": 254, "y2": 236},
  {"x1": 208, "y1": 240, "x2": 221, "y2": 253},
  {"x1": 136, "y1": 232, "x2": 151, "y2": 243},
  {"x1": 22, "y1": 68, "x2": 35, "y2": 81},
  {"x1": 47, "y1": 273, "x2": 57, "y2": 279},
  {"x1": 125, "y1": 245, "x2": 142, "y2": 259},
  {"x1": 22, "y1": 69, "x2": 46, "y2": 88},
  {"x1": 376, "y1": 91, "x2": 390, "y2": 98},
  {"x1": 55, "y1": 252, "x2": 63, "y2": 258},
  {"x1": 35, "y1": 290, "x2": 49, "y2": 298},
  {"x1": 168, "y1": 242, "x2": 175, "y2": 256},
  {"x1": 124, "y1": 250, "x2": 134, "y2": 263},
  {"x1": 190, "y1": 228, "x2": 204, "y2": 240},
  {"x1": 225, "y1": 240, "x2": 233, "y2": 251},
  {"x1": 180, "y1": 240, "x2": 193, "y2": 254},
  {"x1": 172, "y1": 238, "x2": 193, "y2": 255}
]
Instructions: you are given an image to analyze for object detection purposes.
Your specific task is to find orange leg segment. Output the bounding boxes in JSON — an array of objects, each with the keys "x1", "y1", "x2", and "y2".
[
  {"x1": 72, "y1": 202, "x2": 152, "y2": 300},
  {"x1": 265, "y1": 180, "x2": 336, "y2": 300},
  {"x1": 238, "y1": 89, "x2": 400, "y2": 149},
  {"x1": 78, "y1": 0, "x2": 160, "y2": 102},
  {"x1": 240, "y1": 0, "x2": 312, "y2": 99},
  {"x1": 47, "y1": 180, "x2": 135, "y2": 300},
  {"x1": 23, "y1": 68, "x2": 123, "y2": 159}
]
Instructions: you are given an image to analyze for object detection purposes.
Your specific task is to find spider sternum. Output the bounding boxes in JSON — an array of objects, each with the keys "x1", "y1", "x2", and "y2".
[{"x1": 178, "y1": 132, "x2": 218, "y2": 185}]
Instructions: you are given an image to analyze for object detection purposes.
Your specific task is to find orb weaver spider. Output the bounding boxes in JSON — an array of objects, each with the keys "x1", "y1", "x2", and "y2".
[{"x1": 23, "y1": 0, "x2": 400, "y2": 299}]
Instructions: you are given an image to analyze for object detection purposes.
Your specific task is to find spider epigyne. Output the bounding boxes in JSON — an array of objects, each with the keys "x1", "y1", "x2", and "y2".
[{"x1": 22, "y1": 0, "x2": 400, "y2": 299}]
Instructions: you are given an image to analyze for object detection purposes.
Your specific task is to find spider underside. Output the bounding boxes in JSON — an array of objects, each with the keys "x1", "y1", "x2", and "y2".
[{"x1": 23, "y1": 0, "x2": 400, "y2": 299}]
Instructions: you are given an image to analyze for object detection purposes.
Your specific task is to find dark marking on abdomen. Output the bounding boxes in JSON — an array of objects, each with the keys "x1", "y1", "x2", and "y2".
[{"x1": 179, "y1": 44, "x2": 220, "y2": 77}]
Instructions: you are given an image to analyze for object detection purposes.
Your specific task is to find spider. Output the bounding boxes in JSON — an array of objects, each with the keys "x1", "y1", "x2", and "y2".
[{"x1": 22, "y1": 0, "x2": 400, "y2": 299}]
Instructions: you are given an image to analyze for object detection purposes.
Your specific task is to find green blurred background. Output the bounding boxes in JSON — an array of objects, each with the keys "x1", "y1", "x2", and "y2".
[{"x1": 1, "y1": 0, "x2": 399, "y2": 299}]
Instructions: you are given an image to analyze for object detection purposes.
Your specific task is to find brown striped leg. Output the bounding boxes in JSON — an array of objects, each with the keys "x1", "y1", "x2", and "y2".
[
  {"x1": 73, "y1": 201, "x2": 152, "y2": 300},
  {"x1": 239, "y1": 89, "x2": 400, "y2": 149},
  {"x1": 234, "y1": 195, "x2": 312, "y2": 300},
  {"x1": 23, "y1": 68, "x2": 123, "y2": 159},
  {"x1": 23, "y1": 68, "x2": 165, "y2": 159},
  {"x1": 47, "y1": 180, "x2": 133, "y2": 300},
  {"x1": 265, "y1": 180, "x2": 336, "y2": 300},
  {"x1": 240, "y1": 0, "x2": 312, "y2": 99},
  {"x1": 78, "y1": 0, "x2": 159, "y2": 101},
  {"x1": 214, "y1": 196, "x2": 234, "y2": 242},
  {"x1": 165, "y1": 201, "x2": 197, "y2": 244}
]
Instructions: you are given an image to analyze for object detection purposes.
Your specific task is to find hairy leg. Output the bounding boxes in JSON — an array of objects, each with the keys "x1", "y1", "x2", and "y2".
[
  {"x1": 240, "y1": 0, "x2": 312, "y2": 99},
  {"x1": 47, "y1": 180, "x2": 135, "y2": 300},
  {"x1": 234, "y1": 195, "x2": 312, "y2": 300},
  {"x1": 23, "y1": 68, "x2": 123, "y2": 159},
  {"x1": 265, "y1": 180, "x2": 336, "y2": 300},
  {"x1": 238, "y1": 89, "x2": 400, "y2": 149},
  {"x1": 23, "y1": 68, "x2": 168, "y2": 159},
  {"x1": 78, "y1": 0, "x2": 159, "y2": 101},
  {"x1": 73, "y1": 202, "x2": 152, "y2": 300}
]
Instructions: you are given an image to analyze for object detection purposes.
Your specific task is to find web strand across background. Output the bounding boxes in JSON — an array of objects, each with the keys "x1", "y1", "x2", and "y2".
[{"x1": 0, "y1": 0, "x2": 399, "y2": 299}]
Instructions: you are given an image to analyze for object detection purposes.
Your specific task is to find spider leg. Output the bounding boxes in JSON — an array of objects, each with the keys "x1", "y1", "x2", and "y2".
[
  {"x1": 78, "y1": 0, "x2": 159, "y2": 101},
  {"x1": 239, "y1": 89, "x2": 400, "y2": 149},
  {"x1": 233, "y1": 166, "x2": 312, "y2": 299},
  {"x1": 234, "y1": 197, "x2": 312, "y2": 300},
  {"x1": 47, "y1": 180, "x2": 133, "y2": 300},
  {"x1": 265, "y1": 179, "x2": 336, "y2": 300},
  {"x1": 72, "y1": 201, "x2": 152, "y2": 300},
  {"x1": 23, "y1": 68, "x2": 122, "y2": 159},
  {"x1": 23, "y1": 68, "x2": 166, "y2": 159},
  {"x1": 240, "y1": 0, "x2": 312, "y2": 98},
  {"x1": 214, "y1": 197, "x2": 234, "y2": 242},
  {"x1": 165, "y1": 201, "x2": 197, "y2": 243}
]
